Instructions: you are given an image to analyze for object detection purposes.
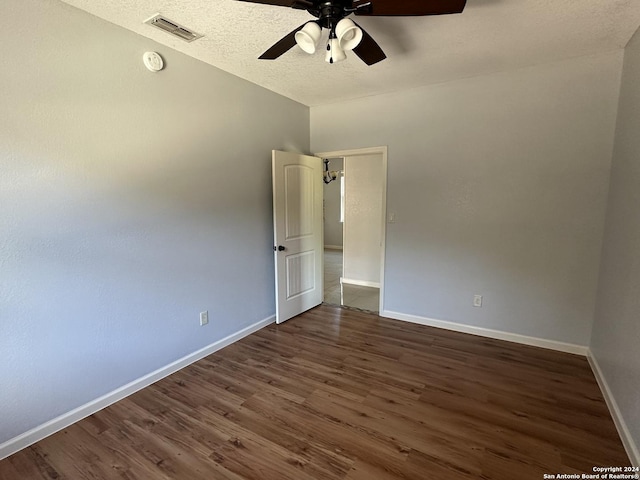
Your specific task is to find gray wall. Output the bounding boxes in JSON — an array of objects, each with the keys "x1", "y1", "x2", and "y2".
[
  {"x1": 0, "y1": 0, "x2": 309, "y2": 444},
  {"x1": 591, "y1": 27, "x2": 640, "y2": 459},
  {"x1": 311, "y1": 52, "x2": 622, "y2": 345},
  {"x1": 323, "y1": 158, "x2": 343, "y2": 247}
]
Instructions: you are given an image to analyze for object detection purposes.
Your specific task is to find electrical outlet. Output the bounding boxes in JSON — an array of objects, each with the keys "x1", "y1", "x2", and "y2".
[
  {"x1": 473, "y1": 295, "x2": 483, "y2": 307},
  {"x1": 199, "y1": 311, "x2": 209, "y2": 326}
]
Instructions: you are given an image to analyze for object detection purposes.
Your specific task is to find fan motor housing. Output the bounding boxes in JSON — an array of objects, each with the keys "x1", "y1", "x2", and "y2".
[{"x1": 311, "y1": 1, "x2": 351, "y2": 29}]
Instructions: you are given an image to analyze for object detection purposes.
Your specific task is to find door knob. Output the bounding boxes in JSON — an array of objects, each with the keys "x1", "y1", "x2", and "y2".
[{"x1": 276, "y1": 245, "x2": 285, "y2": 251}]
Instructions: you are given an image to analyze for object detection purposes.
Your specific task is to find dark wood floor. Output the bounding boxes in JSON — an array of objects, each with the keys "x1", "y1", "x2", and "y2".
[{"x1": 0, "y1": 305, "x2": 629, "y2": 479}]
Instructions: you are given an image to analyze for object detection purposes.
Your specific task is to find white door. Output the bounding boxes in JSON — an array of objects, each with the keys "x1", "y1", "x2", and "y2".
[{"x1": 272, "y1": 150, "x2": 323, "y2": 324}]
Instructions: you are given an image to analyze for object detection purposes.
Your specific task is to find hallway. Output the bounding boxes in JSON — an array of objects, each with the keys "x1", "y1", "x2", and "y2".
[{"x1": 324, "y1": 249, "x2": 380, "y2": 312}]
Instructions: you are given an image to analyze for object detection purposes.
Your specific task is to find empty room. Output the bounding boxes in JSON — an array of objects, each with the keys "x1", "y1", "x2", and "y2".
[{"x1": 1, "y1": 0, "x2": 639, "y2": 478}]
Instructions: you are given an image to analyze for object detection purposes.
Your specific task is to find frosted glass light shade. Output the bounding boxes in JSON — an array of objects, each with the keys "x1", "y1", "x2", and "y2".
[
  {"x1": 325, "y1": 38, "x2": 346, "y2": 63},
  {"x1": 336, "y1": 18, "x2": 362, "y2": 51},
  {"x1": 295, "y1": 22, "x2": 322, "y2": 54}
]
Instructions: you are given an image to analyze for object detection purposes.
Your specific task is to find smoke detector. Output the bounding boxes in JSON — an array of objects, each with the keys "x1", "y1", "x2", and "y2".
[{"x1": 143, "y1": 51, "x2": 164, "y2": 72}]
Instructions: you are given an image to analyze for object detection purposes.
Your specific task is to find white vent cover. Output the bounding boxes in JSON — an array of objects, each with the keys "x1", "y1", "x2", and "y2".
[{"x1": 144, "y1": 14, "x2": 203, "y2": 42}]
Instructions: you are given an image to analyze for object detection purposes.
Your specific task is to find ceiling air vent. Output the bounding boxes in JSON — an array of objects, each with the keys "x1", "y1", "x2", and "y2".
[{"x1": 144, "y1": 14, "x2": 203, "y2": 43}]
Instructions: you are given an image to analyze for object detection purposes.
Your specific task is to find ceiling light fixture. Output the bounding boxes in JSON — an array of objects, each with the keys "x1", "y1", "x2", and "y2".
[
  {"x1": 292, "y1": 14, "x2": 363, "y2": 64},
  {"x1": 295, "y1": 21, "x2": 322, "y2": 54},
  {"x1": 336, "y1": 18, "x2": 362, "y2": 51},
  {"x1": 325, "y1": 35, "x2": 346, "y2": 64}
]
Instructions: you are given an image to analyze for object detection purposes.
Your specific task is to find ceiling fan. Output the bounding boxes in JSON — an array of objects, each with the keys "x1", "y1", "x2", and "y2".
[{"x1": 237, "y1": 0, "x2": 467, "y2": 65}]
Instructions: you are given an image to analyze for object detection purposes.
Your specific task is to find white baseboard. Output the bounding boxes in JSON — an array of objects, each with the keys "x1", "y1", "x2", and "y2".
[
  {"x1": 0, "y1": 315, "x2": 275, "y2": 462},
  {"x1": 587, "y1": 351, "x2": 640, "y2": 467},
  {"x1": 324, "y1": 245, "x2": 343, "y2": 251},
  {"x1": 341, "y1": 277, "x2": 380, "y2": 288},
  {"x1": 380, "y1": 310, "x2": 588, "y2": 356}
]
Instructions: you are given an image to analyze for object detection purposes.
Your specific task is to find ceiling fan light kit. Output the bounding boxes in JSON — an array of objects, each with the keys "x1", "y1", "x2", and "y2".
[
  {"x1": 295, "y1": 18, "x2": 360, "y2": 63},
  {"x1": 295, "y1": 21, "x2": 322, "y2": 53},
  {"x1": 241, "y1": 0, "x2": 467, "y2": 66},
  {"x1": 335, "y1": 18, "x2": 362, "y2": 51},
  {"x1": 326, "y1": 37, "x2": 347, "y2": 63}
]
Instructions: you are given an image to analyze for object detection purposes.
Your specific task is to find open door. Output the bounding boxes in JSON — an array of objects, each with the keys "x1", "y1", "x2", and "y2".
[{"x1": 272, "y1": 150, "x2": 323, "y2": 324}]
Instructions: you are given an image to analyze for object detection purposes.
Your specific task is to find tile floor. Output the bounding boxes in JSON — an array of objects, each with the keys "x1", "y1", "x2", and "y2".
[{"x1": 324, "y1": 249, "x2": 380, "y2": 313}]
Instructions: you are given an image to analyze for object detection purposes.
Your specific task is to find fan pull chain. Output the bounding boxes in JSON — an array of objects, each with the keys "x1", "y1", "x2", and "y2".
[{"x1": 327, "y1": 42, "x2": 333, "y2": 63}]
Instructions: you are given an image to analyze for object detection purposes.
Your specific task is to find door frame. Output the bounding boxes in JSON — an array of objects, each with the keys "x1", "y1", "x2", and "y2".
[{"x1": 315, "y1": 146, "x2": 388, "y2": 313}]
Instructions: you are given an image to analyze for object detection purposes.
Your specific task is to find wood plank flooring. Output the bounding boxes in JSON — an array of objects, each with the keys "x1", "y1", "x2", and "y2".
[{"x1": 0, "y1": 305, "x2": 629, "y2": 479}]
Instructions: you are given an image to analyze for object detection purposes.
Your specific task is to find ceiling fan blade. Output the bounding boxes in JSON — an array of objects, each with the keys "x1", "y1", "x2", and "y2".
[
  {"x1": 259, "y1": 24, "x2": 306, "y2": 60},
  {"x1": 352, "y1": 22, "x2": 386, "y2": 66},
  {"x1": 354, "y1": 0, "x2": 466, "y2": 16}
]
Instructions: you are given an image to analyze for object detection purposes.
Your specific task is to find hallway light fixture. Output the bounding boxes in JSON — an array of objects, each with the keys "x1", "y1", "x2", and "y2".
[{"x1": 323, "y1": 159, "x2": 340, "y2": 184}]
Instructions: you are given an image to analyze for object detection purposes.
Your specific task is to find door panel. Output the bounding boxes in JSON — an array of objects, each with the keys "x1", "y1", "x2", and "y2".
[
  {"x1": 285, "y1": 250, "x2": 316, "y2": 298},
  {"x1": 272, "y1": 150, "x2": 323, "y2": 324},
  {"x1": 284, "y1": 164, "x2": 314, "y2": 240}
]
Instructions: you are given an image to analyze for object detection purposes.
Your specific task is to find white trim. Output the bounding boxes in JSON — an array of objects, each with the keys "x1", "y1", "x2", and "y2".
[
  {"x1": 341, "y1": 277, "x2": 380, "y2": 288},
  {"x1": 380, "y1": 310, "x2": 588, "y2": 356},
  {"x1": 587, "y1": 351, "x2": 640, "y2": 467},
  {"x1": 0, "y1": 315, "x2": 275, "y2": 461},
  {"x1": 324, "y1": 245, "x2": 343, "y2": 250},
  {"x1": 317, "y1": 146, "x2": 388, "y2": 158},
  {"x1": 315, "y1": 146, "x2": 388, "y2": 314}
]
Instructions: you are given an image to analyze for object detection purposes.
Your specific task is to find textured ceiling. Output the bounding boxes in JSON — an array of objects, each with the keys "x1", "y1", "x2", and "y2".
[{"x1": 59, "y1": 0, "x2": 640, "y2": 106}]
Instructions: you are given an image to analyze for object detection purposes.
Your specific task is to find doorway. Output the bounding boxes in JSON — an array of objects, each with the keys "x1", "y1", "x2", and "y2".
[{"x1": 317, "y1": 147, "x2": 387, "y2": 313}]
